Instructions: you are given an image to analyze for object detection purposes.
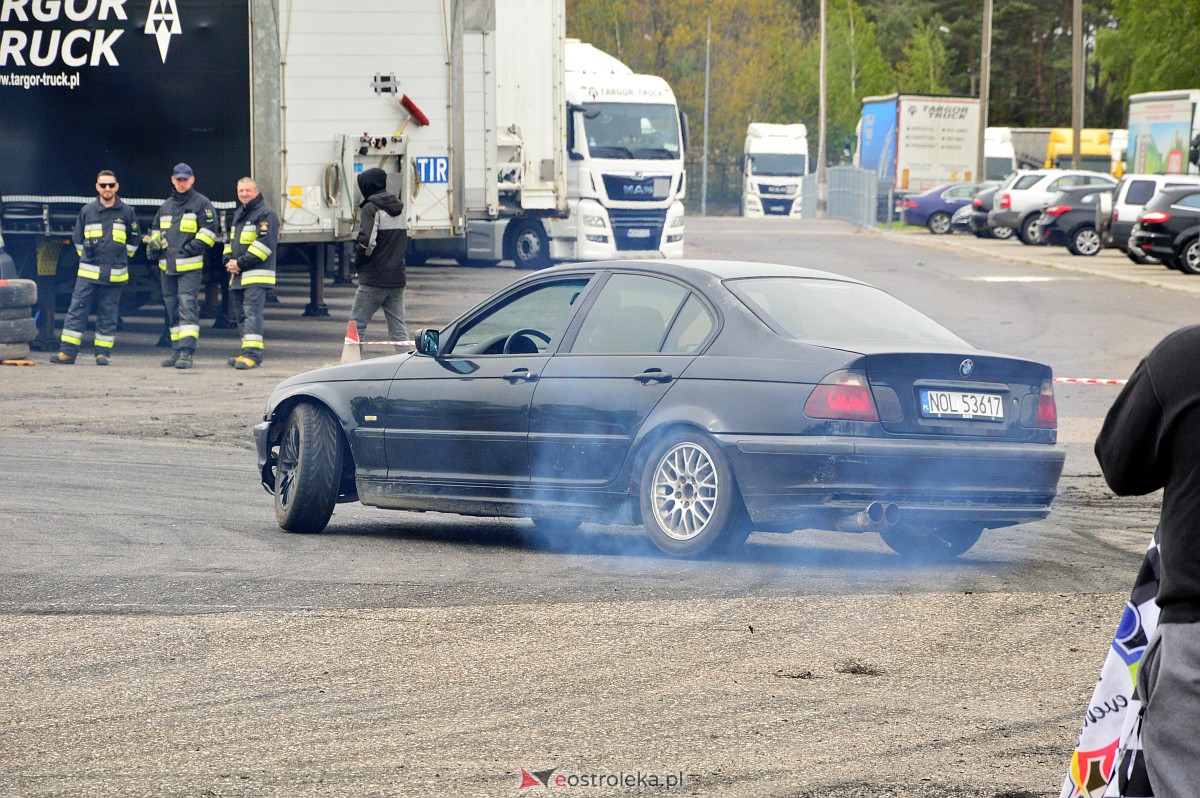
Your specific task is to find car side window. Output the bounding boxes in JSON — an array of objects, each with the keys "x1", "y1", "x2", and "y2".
[
  {"x1": 1014, "y1": 175, "x2": 1042, "y2": 190},
  {"x1": 1175, "y1": 193, "x2": 1200, "y2": 210},
  {"x1": 661, "y1": 294, "x2": 715, "y2": 353},
  {"x1": 445, "y1": 278, "x2": 591, "y2": 356},
  {"x1": 571, "y1": 273, "x2": 690, "y2": 354},
  {"x1": 945, "y1": 186, "x2": 975, "y2": 199},
  {"x1": 1126, "y1": 180, "x2": 1156, "y2": 205}
]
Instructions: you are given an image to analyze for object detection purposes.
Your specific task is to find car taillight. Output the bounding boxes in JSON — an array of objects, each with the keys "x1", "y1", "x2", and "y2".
[
  {"x1": 972, "y1": 197, "x2": 983, "y2": 208},
  {"x1": 999, "y1": 193, "x2": 1011, "y2": 209},
  {"x1": 804, "y1": 370, "x2": 879, "y2": 422},
  {"x1": 1141, "y1": 210, "x2": 1170, "y2": 224},
  {"x1": 1112, "y1": 209, "x2": 1119, "y2": 222},
  {"x1": 902, "y1": 200, "x2": 918, "y2": 208},
  {"x1": 1036, "y1": 380, "x2": 1058, "y2": 429},
  {"x1": 1044, "y1": 205, "x2": 1072, "y2": 217}
]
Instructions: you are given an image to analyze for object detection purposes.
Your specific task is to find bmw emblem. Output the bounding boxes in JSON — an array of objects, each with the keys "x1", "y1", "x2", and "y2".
[{"x1": 959, "y1": 359, "x2": 974, "y2": 378}]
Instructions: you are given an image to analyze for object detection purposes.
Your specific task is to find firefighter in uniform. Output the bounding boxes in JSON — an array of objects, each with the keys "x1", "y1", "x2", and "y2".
[
  {"x1": 147, "y1": 163, "x2": 218, "y2": 369},
  {"x1": 51, "y1": 170, "x2": 140, "y2": 365},
  {"x1": 223, "y1": 177, "x2": 279, "y2": 369}
]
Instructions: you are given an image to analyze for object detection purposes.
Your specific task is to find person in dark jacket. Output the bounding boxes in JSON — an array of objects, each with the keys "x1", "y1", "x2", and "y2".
[
  {"x1": 51, "y1": 170, "x2": 140, "y2": 365},
  {"x1": 1095, "y1": 324, "x2": 1200, "y2": 797},
  {"x1": 350, "y1": 167, "x2": 408, "y2": 346},
  {"x1": 149, "y1": 163, "x2": 218, "y2": 370},
  {"x1": 223, "y1": 177, "x2": 279, "y2": 369}
]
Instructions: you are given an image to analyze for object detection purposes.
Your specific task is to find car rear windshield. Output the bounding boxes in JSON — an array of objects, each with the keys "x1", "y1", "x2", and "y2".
[
  {"x1": 1013, "y1": 174, "x2": 1043, "y2": 190},
  {"x1": 726, "y1": 277, "x2": 967, "y2": 346}
]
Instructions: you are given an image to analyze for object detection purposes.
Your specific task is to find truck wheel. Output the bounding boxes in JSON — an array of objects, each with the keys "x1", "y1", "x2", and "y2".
[
  {"x1": 1017, "y1": 215, "x2": 1043, "y2": 245},
  {"x1": 639, "y1": 432, "x2": 750, "y2": 558},
  {"x1": 879, "y1": 524, "x2": 983, "y2": 561},
  {"x1": 275, "y1": 403, "x2": 342, "y2": 534},
  {"x1": 1178, "y1": 238, "x2": 1200, "y2": 275},
  {"x1": 1067, "y1": 226, "x2": 1101, "y2": 256},
  {"x1": 509, "y1": 221, "x2": 550, "y2": 270},
  {"x1": 0, "y1": 278, "x2": 37, "y2": 308},
  {"x1": 0, "y1": 316, "x2": 37, "y2": 343},
  {"x1": 926, "y1": 212, "x2": 952, "y2": 235}
]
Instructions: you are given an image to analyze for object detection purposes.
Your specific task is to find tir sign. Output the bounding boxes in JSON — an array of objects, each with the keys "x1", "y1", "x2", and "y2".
[{"x1": 415, "y1": 157, "x2": 449, "y2": 184}]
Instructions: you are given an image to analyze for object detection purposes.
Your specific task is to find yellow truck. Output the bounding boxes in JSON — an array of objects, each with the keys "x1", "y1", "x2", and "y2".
[{"x1": 1011, "y1": 128, "x2": 1114, "y2": 174}]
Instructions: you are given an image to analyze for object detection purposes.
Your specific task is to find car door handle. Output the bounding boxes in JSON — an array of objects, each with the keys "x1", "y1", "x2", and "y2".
[
  {"x1": 504, "y1": 368, "x2": 539, "y2": 383},
  {"x1": 634, "y1": 369, "x2": 672, "y2": 384}
]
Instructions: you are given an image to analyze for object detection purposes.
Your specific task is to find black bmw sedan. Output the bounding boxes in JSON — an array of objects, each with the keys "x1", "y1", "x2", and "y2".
[{"x1": 255, "y1": 260, "x2": 1064, "y2": 560}]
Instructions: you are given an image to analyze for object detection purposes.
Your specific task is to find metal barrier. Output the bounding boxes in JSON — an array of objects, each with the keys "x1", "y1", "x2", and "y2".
[{"x1": 801, "y1": 167, "x2": 879, "y2": 227}]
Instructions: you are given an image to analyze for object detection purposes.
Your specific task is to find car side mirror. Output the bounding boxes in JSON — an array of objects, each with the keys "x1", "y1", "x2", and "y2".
[{"x1": 414, "y1": 328, "x2": 440, "y2": 356}]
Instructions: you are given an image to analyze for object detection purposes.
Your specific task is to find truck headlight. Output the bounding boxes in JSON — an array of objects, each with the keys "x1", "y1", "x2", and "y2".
[{"x1": 582, "y1": 214, "x2": 606, "y2": 228}]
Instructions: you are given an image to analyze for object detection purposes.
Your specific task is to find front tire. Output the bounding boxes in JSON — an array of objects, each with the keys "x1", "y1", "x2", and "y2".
[
  {"x1": 991, "y1": 225, "x2": 1014, "y2": 240},
  {"x1": 275, "y1": 403, "x2": 342, "y2": 533},
  {"x1": 879, "y1": 524, "x2": 983, "y2": 561},
  {"x1": 639, "y1": 432, "x2": 749, "y2": 558},
  {"x1": 1067, "y1": 225, "x2": 1101, "y2": 256},
  {"x1": 926, "y1": 212, "x2": 951, "y2": 235}
]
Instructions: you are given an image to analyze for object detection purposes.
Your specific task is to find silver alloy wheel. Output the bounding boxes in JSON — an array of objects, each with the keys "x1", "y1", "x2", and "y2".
[
  {"x1": 1186, "y1": 240, "x2": 1200, "y2": 274},
  {"x1": 992, "y1": 225, "x2": 1014, "y2": 240},
  {"x1": 927, "y1": 212, "x2": 951, "y2": 235},
  {"x1": 651, "y1": 442, "x2": 719, "y2": 541},
  {"x1": 1073, "y1": 227, "x2": 1101, "y2": 255}
]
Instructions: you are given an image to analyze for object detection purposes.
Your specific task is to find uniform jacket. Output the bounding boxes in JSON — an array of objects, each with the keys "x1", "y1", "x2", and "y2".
[
  {"x1": 1095, "y1": 324, "x2": 1200, "y2": 623},
  {"x1": 152, "y1": 188, "x2": 218, "y2": 275},
  {"x1": 223, "y1": 193, "x2": 280, "y2": 289},
  {"x1": 72, "y1": 198, "x2": 140, "y2": 283},
  {"x1": 354, "y1": 167, "x2": 407, "y2": 288}
]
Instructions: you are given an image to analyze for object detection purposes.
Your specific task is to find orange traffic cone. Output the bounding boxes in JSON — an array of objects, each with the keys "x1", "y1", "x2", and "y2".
[{"x1": 341, "y1": 320, "x2": 362, "y2": 364}]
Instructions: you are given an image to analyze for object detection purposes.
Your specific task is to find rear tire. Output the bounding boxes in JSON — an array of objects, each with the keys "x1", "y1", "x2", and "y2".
[
  {"x1": 879, "y1": 524, "x2": 983, "y2": 561},
  {"x1": 1125, "y1": 249, "x2": 1160, "y2": 266},
  {"x1": 926, "y1": 212, "x2": 951, "y2": 235},
  {"x1": 1177, "y1": 238, "x2": 1200, "y2": 275},
  {"x1": 1067, "y1": 226, "x2": 1101, "y2": 256},
  {"x1": 274, "y1": 403, "x2": 342, "y2": 533},
  {"x1": 509, "y1": 221, "x2": 551, "y2": 270},
  {"x1": 639, "y1": 432, "x2": 748, "y2": 558},
  {"x1": 1017, "y1": 215, "x2": 1043, "y2": 245},
  {"x1": 991, "y1": 225, "x2": 1014, "y2": 240}
]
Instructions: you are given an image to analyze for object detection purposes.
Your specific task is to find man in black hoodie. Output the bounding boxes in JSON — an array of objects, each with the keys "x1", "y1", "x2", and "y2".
[
  {"x1": 350, "y1": 167, "x2": 408, "y2": 347},
  {"x1": 1095, "y1": 324, "x2": 1200, "y2": 797}
]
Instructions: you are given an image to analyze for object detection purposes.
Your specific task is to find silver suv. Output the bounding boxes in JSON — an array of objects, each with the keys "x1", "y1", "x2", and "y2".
[
  {"x1": 1104, "y1": 173, "x2": 1200, "y2": 264},
  {"x1": 989, "y1": 169, "x2": 1116, "y2": 245}
]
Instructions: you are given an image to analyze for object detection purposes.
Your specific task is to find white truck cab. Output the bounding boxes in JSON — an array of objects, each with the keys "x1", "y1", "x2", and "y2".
[{"x1": 742, "y1": 123, "x2": 809, "y2": 217}]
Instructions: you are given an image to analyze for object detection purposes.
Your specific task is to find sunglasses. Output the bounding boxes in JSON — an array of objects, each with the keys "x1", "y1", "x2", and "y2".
[{"x1": 98, "y1": 182, "x2": 116, "y2": 188}]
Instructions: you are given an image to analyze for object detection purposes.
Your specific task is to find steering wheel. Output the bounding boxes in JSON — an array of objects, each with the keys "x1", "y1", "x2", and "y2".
[{"x1": 502, "y1": 328, "x2": 551, "y2": 354}]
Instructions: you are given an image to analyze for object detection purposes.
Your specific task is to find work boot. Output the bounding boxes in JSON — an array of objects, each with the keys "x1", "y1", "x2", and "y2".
[
  {"x1": 232, "y1": 355, "x2": 260, "y2": 370},
  {"x1": 161, "y1": 351, "x2": 180, "y2": 367},
  {"x1": 174, "y1": 350, "x2": 194, "y2": 370},
  {"x1": 94, "y1": 353, "x2": 110, "y2": 366},
  {"x1": 49, "y1": 351, "x2": 75, "y2": 365}
]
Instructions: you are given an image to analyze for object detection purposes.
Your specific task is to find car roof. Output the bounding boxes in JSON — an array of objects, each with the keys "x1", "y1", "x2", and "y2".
[{"x1": 542, "y1": 258, "x2": 868, "y2": 285}]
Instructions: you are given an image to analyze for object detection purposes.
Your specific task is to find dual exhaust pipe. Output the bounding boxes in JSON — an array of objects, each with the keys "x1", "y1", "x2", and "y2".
[{"x1": 835, "y1": 501, "x2": 900, "y2": 532}]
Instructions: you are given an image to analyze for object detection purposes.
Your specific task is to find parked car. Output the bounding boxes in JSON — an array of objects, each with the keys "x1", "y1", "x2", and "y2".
[
  {"x1": 989, "y1": 169, "x2": 1116, "y2": 245},
  {"x1": 900, "y1": 182, "x2": 981, "y2": 234},
  {"x1": 968, "y1": 184, "x2": 1014, "y2": 240},
  {"x1": 1105, "y1": 174, "x2": 1200, "y2": 264},
  {"x1": 1130, "y1": 186, "x2": 1200, "y2": 273},
  {"x1": 255, "y1": 259, "x2": 1065, "y2": 561},
  {"x1": 1034, "y1": 185, "x2": 1107, "y2": 256},
  {"x1": 950, "y1": 203, "x2": 972, "y2": 235}
]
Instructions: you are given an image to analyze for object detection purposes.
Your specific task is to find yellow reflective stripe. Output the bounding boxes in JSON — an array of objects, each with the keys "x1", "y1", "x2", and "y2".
[
  {"x1": 242, "y1": 335, "x2": 264, "y2": 350},
  {"x1": 239, "y1": 271, "x2": 276, "y2": 286},
  {"x1": 75, "y1": 244, "x2": 83, "y2": 256},
  {"x1": 195, "y1": 229, "x2": 216, "y2": 246},
  {"x1": 239, "y1": 229, "x2": 258, "y2": 244},
  {"x1": 94, "y1": 334, "x2": 115, "y2": 348},
  {"x1": 109, "y1": 266, "x2": 129, "y2": 281},
  {"x1": 179, "y1": 213, "x2": 198, "y2": 233},
  {"x1": 126, "y1": 244, "x2": 138, "y2": 257},
  {"x1": 84, "y1": 223, "x2": 103, "y2": 238},
  {"x1": 159, "y1": 216, "x2": 173, "y2": 229},
  {"x1": 223, "y1": 244, "x2": 233, "y2": 256},
  {"x1": 247, "y1": 241, "x2": 272, "y2": 260},
  {"x1": 61, "y1": 328, "x2": 83, "y2": 346},
  {"x1": 175, "y1": 259, "x2": 205, "y2": 273},
  {"x1": 178, "y1": 324, "x2": 200, "y2": 340},
  {"x1": 112, "y1": 229, "x2": 127, "y2": 243},
  {"x1": 77, "y1": 263, "x2": 100, "y2": 279}
]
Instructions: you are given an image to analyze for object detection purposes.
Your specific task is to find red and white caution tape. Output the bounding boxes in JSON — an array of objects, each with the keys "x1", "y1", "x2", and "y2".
[
  {"x1": 1054, "y1": 377, "x2": 1127, "y2": 385},
  {"x1": 344, "y1": 338, "x2": 415, "y2": 347}
]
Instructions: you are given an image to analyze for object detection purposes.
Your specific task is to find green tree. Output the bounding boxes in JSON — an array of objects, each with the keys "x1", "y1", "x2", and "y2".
[
  {"x1": 1095, "y1": 0, "x2": 1200, "y2": 97},
  {"x1": 895, "y1": 18, "x2": 949, "y2": 94}
]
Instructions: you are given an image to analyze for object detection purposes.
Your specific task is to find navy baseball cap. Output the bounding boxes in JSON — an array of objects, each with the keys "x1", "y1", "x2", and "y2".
[{"x1": 172, "y1": 163, "x2": 194, "y2": 179}]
